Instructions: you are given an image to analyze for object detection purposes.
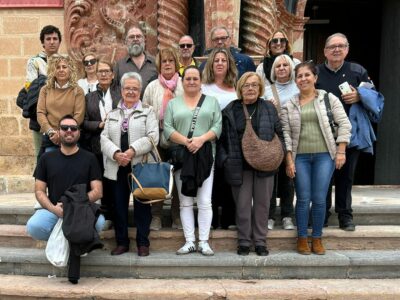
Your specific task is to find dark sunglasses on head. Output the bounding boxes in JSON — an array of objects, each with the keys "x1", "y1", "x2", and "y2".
[
  {"x1": 83, "y1": 58, "x2": 97, "y2": 66},
  {"x1": 60, "y1": 125, "x2": 79, "y2": 132},
  {"x1": 179, "y1": 43, "x2": 193, "y2": 49},
  {"x1": 271, "y1": 38, "x2": 287, "y2": 44}
]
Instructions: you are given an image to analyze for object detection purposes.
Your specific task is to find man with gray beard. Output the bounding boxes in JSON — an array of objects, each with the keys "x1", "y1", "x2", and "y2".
[{"x1": 114, "y1": 26, "x2": 157, "y2": 97}]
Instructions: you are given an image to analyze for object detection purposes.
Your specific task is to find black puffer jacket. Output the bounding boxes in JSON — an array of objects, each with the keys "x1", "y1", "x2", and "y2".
[
  {"x1": 83, "y1": 84, "x2": 120, "y2": 154},
  {"x1": 217, "y1": 98, "x2": 286, "y2": 186}
]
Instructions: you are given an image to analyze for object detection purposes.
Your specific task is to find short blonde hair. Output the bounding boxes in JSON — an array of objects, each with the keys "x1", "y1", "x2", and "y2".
[
  {"x1": 202, "y1": 48, "x2": 237, "y2": 87},
  {"x1": 236, "y1": 72, "x2": 264, "y2": 99},
  {"x1": 270, "y1": 54, "x2": 295, "y2": 83},
  {"x1": 155, "y1": 48, "x2": 179, "y2": 74},
  {"x1": 46, "y1": 54, "x2": 78, "y2": 89}
]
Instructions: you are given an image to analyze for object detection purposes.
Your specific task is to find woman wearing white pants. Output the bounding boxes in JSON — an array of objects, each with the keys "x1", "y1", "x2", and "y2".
[{"x1": 163, "y1": 66, "x2": 222, "y2": 256}]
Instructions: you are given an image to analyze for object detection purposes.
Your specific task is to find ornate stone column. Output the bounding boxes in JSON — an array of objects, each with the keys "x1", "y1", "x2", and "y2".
[
  {"x1": 64, "y1": 0, "x2": 158, "y2": 62},
  {"x1": 157, "y1": 0, "x2": 189, "y2": 49},
  {"x1": 203, "y1": 0, "x2": 241, "y2": 50}
]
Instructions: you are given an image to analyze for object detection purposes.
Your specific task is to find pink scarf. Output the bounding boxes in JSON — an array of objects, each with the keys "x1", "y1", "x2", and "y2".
[{"x1": 159, "y1": 73, "x2": 179, "y2": 121}]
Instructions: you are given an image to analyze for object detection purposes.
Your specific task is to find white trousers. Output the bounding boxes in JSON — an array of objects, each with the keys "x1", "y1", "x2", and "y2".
[{"x1": 174, "y1": 165, "x2": 214, "y2": 242}]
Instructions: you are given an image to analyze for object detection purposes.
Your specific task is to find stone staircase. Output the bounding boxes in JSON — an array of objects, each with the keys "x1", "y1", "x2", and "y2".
[{"x1": 0, "y1": 186, "x2": 400, "y2": 299}]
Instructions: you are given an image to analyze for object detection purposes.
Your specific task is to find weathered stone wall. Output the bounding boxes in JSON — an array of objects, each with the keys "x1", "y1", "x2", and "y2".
[{"x1": 0, "y1": 8, "x2": 66, "y2": 194}]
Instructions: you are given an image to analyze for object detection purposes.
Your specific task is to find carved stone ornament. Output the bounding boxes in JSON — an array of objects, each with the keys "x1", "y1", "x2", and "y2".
[
  {"x1": 64, "y1": 0, "x2": 158, "y2": 63},
  {"x1": 241, "y1": 0, "x2": 307, "y2": 56}
]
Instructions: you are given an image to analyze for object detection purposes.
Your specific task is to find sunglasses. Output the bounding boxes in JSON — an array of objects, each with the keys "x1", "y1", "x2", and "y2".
[
  {"x1": 60, "y1": 125, "x2": 79, "y2": 132},
  {"x1": 179, "y1": 43, "x2": 193, "y2": 49},
  {"x1": 83, "y1": 58, "x2": 97, "y2": 66},
  {"x1": 271, "y1": 38, "x2": 287, "y2": 44}
]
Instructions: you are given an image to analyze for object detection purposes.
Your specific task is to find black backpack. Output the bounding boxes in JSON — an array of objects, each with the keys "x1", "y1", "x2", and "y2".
[{"x1": 19, "y1": 75, "x2": 47, "y2": 119}]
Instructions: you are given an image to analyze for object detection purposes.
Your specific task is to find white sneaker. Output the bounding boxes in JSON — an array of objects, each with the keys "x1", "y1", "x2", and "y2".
[
  {"x1": 198, "y1": 241, "x2": 214, "y2": 256},
  {"x1": 176, "y1": 241, "x2": 196, "y2": 255},
  {"x1": 150, "y1": 216, "x2": 162, "y2": 231},
  {"x1": 282, "y1": 217, "x2": 295, "y2": 230},
  {"x1": 268, "y1": 219, "x2": 275, "y2": 230}
]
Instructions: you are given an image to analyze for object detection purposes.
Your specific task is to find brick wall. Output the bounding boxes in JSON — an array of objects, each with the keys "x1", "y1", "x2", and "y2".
[{"x1": 0, "y1": 8, "x2": 65, "y2": 193}]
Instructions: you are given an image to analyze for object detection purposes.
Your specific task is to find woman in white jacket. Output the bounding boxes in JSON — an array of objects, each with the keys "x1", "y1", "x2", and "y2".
[
  {"x1": 101, "y1": 72, "x2": 159, "y2": 257},
  {"x1": 281, "y1": 61, "x2": 351, "y2": 256}
]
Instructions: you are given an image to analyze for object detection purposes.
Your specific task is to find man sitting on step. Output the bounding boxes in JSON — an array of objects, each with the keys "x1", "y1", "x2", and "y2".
[{"x1": 26, "y1": 115, "x2": 105, "y2": 242}]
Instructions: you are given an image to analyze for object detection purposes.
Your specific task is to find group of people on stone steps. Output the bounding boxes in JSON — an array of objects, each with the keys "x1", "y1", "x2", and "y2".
[{"x1": 22, "y1": 24, "x2": 379, "y2": 282}]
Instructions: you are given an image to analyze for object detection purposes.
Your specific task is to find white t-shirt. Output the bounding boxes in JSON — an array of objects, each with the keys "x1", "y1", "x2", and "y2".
[
  {"x1": 264, "y1": 80, "x2": 299, "y2": 107},
  {"x1": 78, "y1": 78, "x2": 98, "y2": 95},
  {"x1": 201, "y1": 83, "x2": 237, "y2": 110}
]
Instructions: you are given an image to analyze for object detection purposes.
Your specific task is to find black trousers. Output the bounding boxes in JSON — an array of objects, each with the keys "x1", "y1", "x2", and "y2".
[
  {"x1": 268, "y1": 163, "x2": 294, "y2": 220},
  {"x1": 212, "y1": 166, "x2": 236, "y2": 229},
  {"x1": 109, "y1": 166, "x2": 152, "y2": 248},
  {"x1": 326, "y1": 147, "x2": 360, "y2": 221}
]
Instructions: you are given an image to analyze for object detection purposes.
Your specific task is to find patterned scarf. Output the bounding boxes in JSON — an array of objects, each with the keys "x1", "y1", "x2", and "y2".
[
  {"x1": 159, "y1": 73, "x2": 179, "y2": 121},
  {"x1": 120, "y1": 101, "x2": 138, "y2": 133}
]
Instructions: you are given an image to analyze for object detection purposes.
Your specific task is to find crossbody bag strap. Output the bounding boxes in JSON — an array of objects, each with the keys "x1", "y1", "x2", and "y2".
[
  {"x1": 323, "y1": 92, "x2": 335, "y2": 135},
  {"x1": 271, "y1": 84, "x2": 281, "y2": 112},
  {"x1": 187, "y1": 93, "x2": 206, "y2": 139}
]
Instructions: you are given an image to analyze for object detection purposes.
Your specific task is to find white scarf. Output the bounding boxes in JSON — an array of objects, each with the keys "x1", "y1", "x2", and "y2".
[{"x1": 99, "y1": 88, "x2": 113, "y2": 121}]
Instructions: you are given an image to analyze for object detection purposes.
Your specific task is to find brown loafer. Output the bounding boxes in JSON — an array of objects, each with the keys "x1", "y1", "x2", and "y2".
[
  {"x1": 312, "y1": 238, "x2": 326, "y2": 255},
  {"x1": 111, "y1": 245, "x2": 129, "y2": 256},
  {"x1": 297, "y1": 237, "x2": 311, "y2": 255},
  {"x1": 137, "y1": 245, "x2": 150, "y2": 257}
]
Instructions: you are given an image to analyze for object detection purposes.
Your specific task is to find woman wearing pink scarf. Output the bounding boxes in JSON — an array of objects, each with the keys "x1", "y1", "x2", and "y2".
[{"x1": 143, "y1": 47, "x2": 184, "y2": 231}]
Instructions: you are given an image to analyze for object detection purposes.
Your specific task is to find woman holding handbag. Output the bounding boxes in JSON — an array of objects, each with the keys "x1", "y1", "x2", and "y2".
[
  {"x1": 101, "y1": 72, "x2": 159, "y2": 257},
  {"x1": 281, "y1": 61, "x2": 351, "y2": 255},
  {"x1": 218, "y1": 72, "x2": 285, "y2": 256},
  {"x1": 163, "y1": 66, "x2": 222, "y2": 256}
]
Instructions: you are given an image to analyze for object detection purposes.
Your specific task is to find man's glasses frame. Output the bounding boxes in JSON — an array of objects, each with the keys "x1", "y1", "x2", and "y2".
[{"x1": 179, "y1": 43, "x2": 193, "y2": 49}]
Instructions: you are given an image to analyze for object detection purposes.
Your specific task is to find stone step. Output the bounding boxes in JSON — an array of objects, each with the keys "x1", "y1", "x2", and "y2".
[
  {"x1": 1, "y1": 247, "x2": 400, "y2": 280},
  {"x1": 0, "y1": 275, "x2": 399, "y2": 299},
  {"x1": 2, "y1": 224, "x2": 400, "y2": 252}
]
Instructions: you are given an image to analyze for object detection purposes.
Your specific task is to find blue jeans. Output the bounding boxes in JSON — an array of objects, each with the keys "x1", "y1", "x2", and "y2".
[
  {"x1": 294, "y1": 152, "x2": 335, "y2": 238},
  {"x1": 27, "y1": 208, "x2": 105, "y2": 241}
]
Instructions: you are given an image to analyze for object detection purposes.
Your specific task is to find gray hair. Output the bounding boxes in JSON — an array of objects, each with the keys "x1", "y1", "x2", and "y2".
[
  {"x1": 325, "y1": 33, "x2": 349, "y2": 47},
  {"x1": 210, "y1": 25, "x2": 230, "y2": 39},
  {"x1": 120, "y1": 72, "x2": 142, "y2": 89},
  {"x1": 270, "y1": 54, "x2": 295, "y2": 83}
]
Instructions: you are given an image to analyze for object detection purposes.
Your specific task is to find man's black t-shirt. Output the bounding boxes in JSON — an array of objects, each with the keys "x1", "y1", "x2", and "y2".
[
  {"x1": 316, "y1": 61, "x2": 371, "y2": 114},
  {"x1": 35, "y1": 148, "x2": 102, "y2": 205}
]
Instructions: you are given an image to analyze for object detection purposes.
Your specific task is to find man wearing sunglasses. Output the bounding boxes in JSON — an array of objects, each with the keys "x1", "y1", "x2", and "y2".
[
  {"x1": 200, "y1": 26, "x2": 255, "y2": 78},
  {"x1": 27, "y1": 115, "x2": 105, "y2": 247},
  {"x1": 114, "y1": 26, "x2": 157, "y2": 98},
  {"x1": 316, "y1": 33, "x2": 375, "y2": 232},
  {"x1": 177, "y1": 35, "x2": 197, "y2": 76},
  {"x1": 24, "y1": 25, "x2": 62, "y2": 158}
]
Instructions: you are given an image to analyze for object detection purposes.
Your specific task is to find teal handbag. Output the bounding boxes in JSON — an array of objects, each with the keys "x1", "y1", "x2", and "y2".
[{"x1": 130, "y1": 138, "x2": 173, "y2": 204}]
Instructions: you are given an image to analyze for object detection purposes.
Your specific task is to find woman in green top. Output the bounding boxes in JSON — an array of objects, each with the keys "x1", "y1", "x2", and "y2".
[
  {"x1": 163, "y1": 66, "x2": 222, "y2": 256},
  {"x1": 281, "y1": 61, "x2": 351, "y2": 255}
]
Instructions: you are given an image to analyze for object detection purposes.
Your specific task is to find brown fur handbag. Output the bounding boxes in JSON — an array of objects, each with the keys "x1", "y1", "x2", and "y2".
[{"x1": 241, "y1": 102, "x2": 284, "y2": 172}]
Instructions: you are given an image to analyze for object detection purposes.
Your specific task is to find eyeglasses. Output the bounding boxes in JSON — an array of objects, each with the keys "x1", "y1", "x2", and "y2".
[
  {"x1": 83, "y1": 58, "x2": 97, "y2": 66},
  {"x1": 212, "y1": 36, "x2": 229, "y2": 43},
  {"x1": 126, "y1": 34, "x2": 144, "y2": 41},
  {"x1": 60, "y1": 125, "x2": 79, "y2": 132},
  {"x1": 242, "y1": 83, "x2": 259, "y2": 90},
  {"x1": 325, "y1": 44, "x2": 348, "y2": 51},
  {"x1": 270, "y1": 38, "x2": 287, "y2": 44},
  {"x1": 97, "y1": 69, "x2": 112, "y2": 75},
  {"x1": 179, "y1": 43, "x2": 193, "y2": 49},
  {"x1": 123, "y1": 87, "x2": 140, "y2": 92}
]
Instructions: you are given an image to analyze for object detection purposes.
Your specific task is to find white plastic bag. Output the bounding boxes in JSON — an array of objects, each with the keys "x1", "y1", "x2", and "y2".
[{"x1": 45, "y1": 218, "x2": 70, "y2": 267}]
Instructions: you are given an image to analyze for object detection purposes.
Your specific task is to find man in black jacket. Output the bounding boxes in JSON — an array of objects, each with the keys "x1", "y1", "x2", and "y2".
[{"x1": 26, "y1": 115, "x2": 105, "y2": 244}]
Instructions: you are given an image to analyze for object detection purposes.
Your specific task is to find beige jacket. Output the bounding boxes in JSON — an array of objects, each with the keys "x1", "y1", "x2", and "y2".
[
  {"x1": 100, "y1": 101, "x2": 159, "y2": 181},
  {"x1": 280, "y1": 89, "x2": 351, "y2": 161}
]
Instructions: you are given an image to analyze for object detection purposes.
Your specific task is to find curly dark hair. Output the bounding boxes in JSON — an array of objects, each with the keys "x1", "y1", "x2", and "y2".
[{"x1": 40, "y1": 25, "x2": 62, "y2": 44}]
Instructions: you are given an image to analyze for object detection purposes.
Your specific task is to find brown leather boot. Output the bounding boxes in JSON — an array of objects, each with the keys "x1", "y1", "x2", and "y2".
[
  {"x1": 312, "y1": 238, "x2": 326, "y2": 255},
  {"x1": 297, "y1": 237, "x2": 311, "y2": 255}
]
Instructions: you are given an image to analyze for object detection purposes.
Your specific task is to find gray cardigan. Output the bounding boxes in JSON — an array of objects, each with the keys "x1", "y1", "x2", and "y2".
[
  {"x1": 280, "y1": 89, "x2": 351, "y2": 161},
  {"x1": 100, "y1": 101, "x2": 159, "y2": 181}
]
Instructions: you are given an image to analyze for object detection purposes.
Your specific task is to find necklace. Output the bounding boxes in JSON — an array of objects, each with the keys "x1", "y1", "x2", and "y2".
[{"x1": 249, "y1": 106, "x2": 257, "y2": 119}]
